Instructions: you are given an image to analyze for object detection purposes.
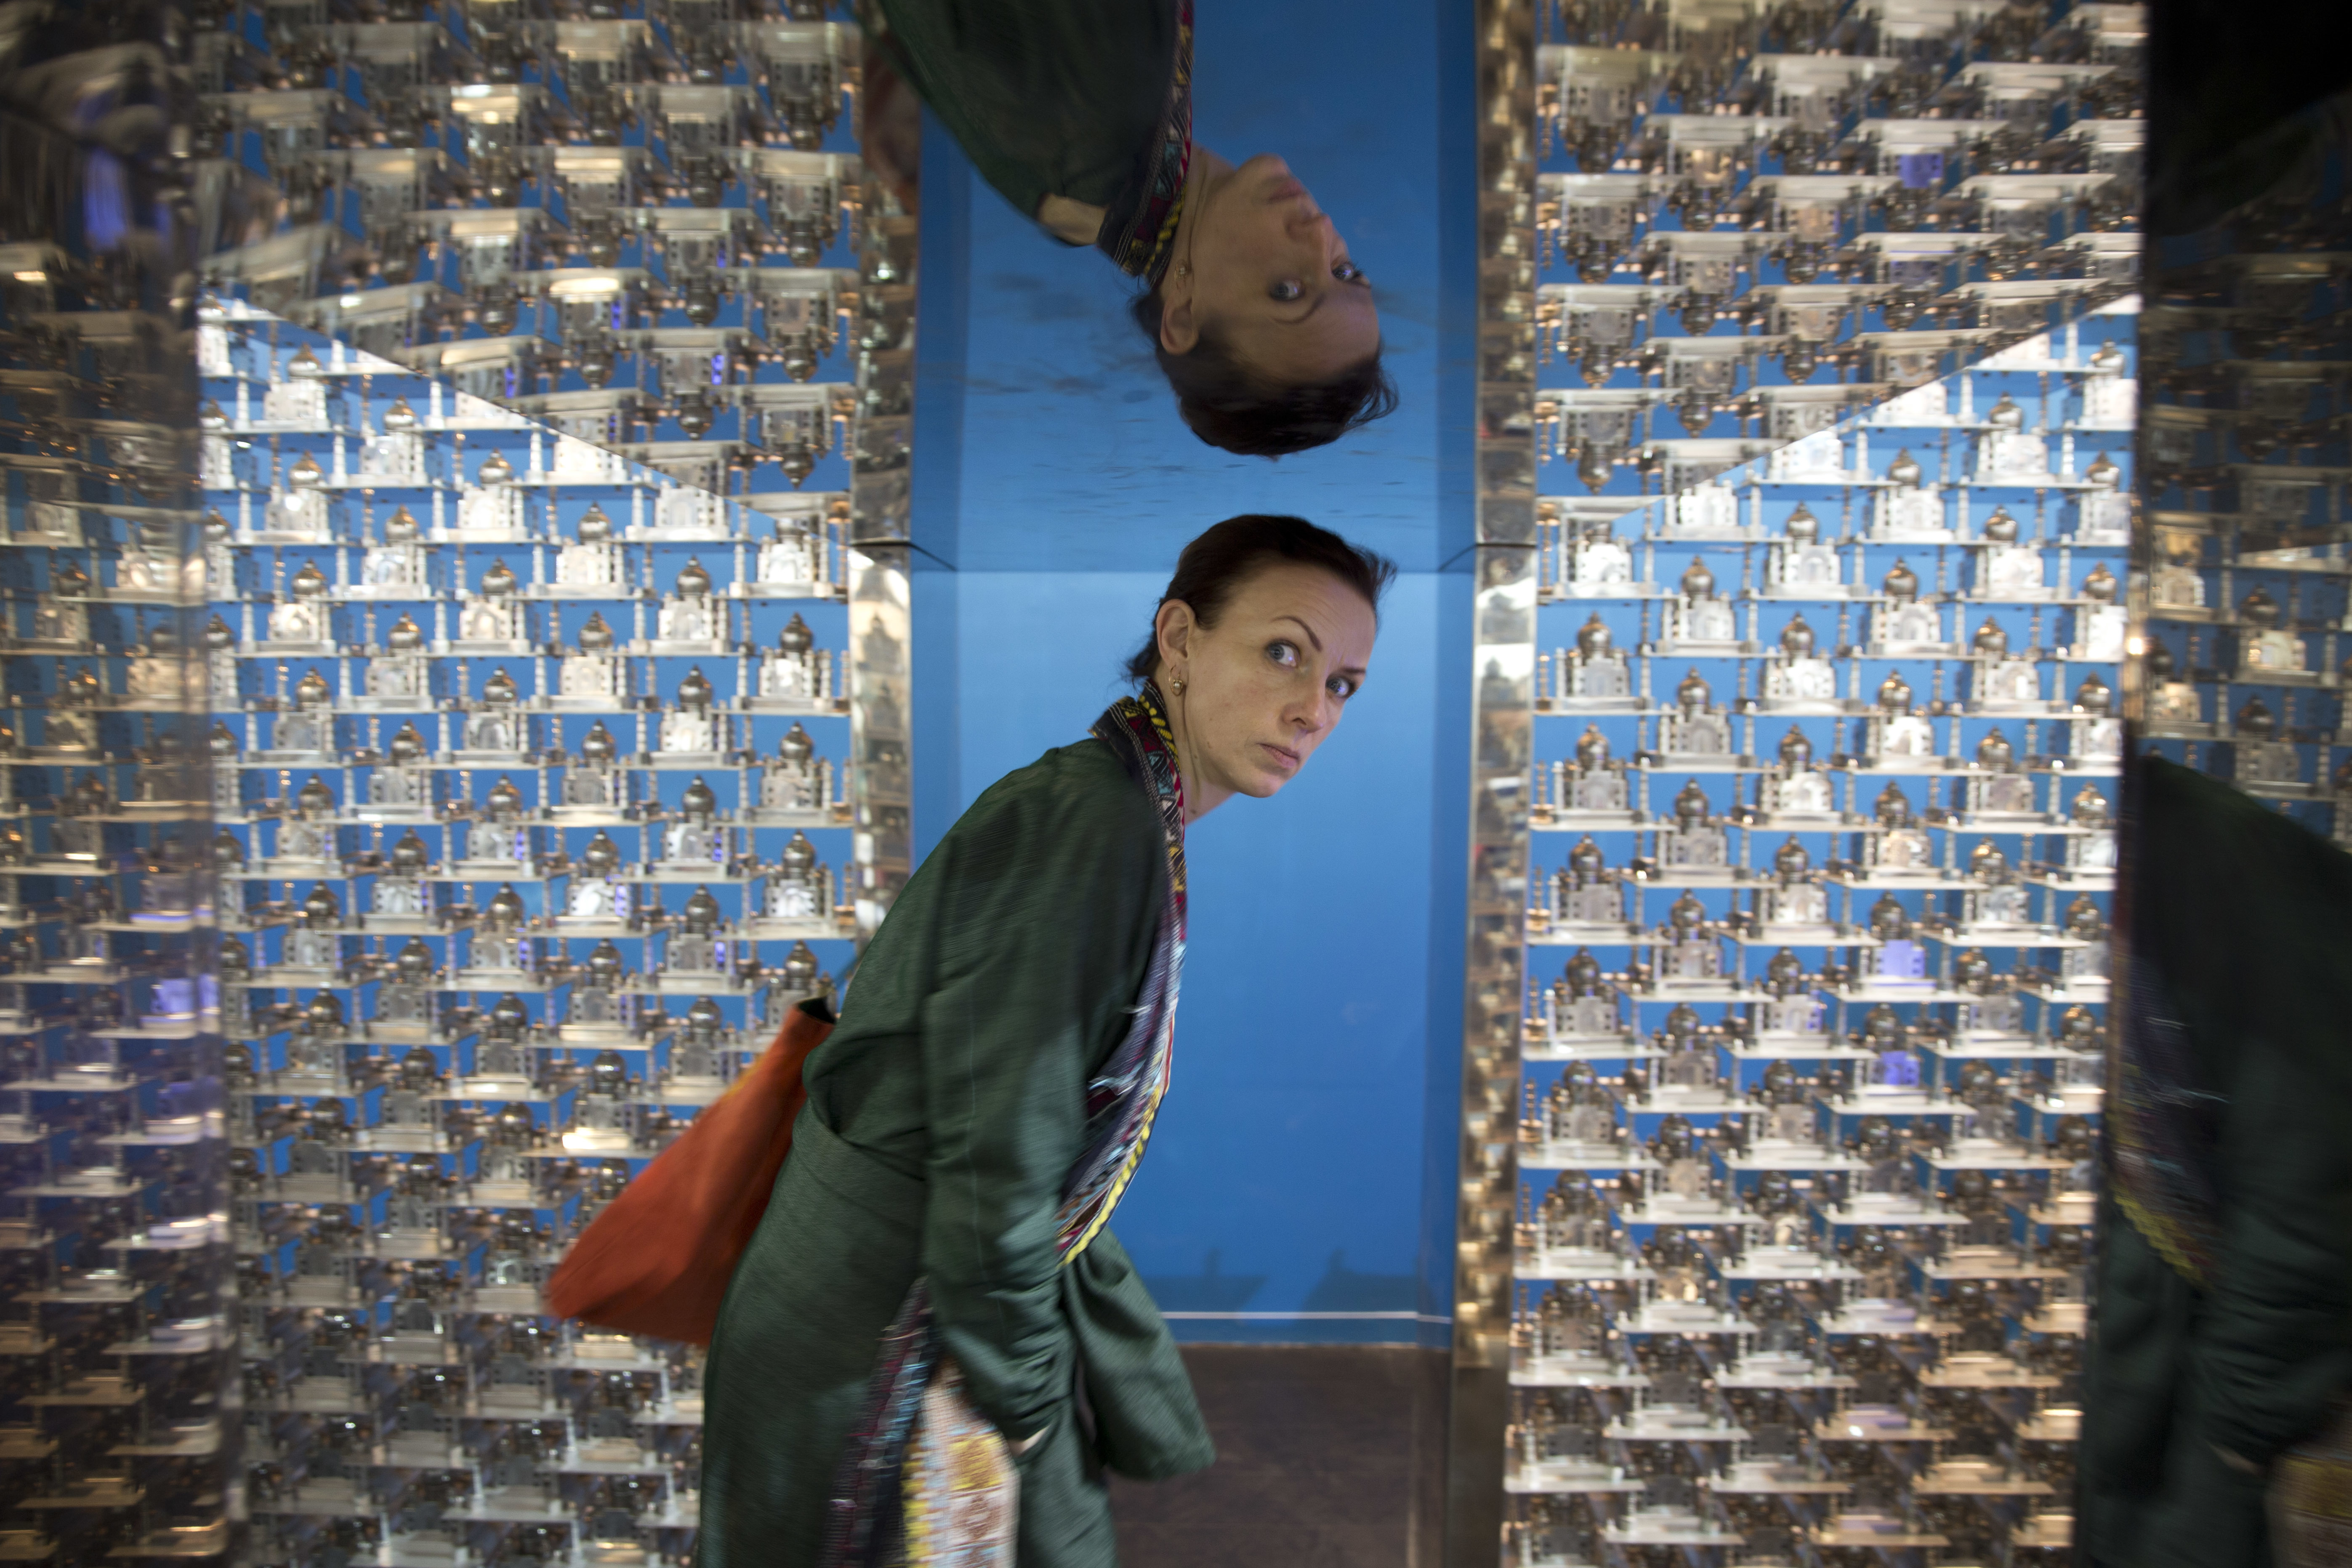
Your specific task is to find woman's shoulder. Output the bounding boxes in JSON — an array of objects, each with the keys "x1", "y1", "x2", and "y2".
[
  {"x1": 996, "y1": 735, "x2": 1139, "y2": 794},
  {"x1": 828, "y1": 740, "x2": 1160, "y2": 1029},
  {"x1": 921, "y1": 739, "x2": 1162, "y2": 897},
  {"x1": 961, "y1": 737, "x2": 1159, "y2": 847}
]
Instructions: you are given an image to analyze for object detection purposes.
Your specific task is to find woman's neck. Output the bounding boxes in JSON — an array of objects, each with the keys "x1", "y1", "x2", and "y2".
[
  {"x1": 1167, "y1": 146, "x2": 1235, "y2": 280},
  {"x1": 1155, "y1": 679, "x2": 1229, "y2": 824}
]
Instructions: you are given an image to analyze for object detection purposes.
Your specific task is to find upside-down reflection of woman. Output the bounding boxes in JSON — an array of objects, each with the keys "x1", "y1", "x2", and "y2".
[{"x1": 858, "y1": 0, "x2": 1396, "y2": 458}]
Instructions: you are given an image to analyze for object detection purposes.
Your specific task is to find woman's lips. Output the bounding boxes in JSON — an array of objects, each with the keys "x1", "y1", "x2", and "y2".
[
  {"x1": 1261, "y1": 742, "x2": 1301, "y2": 772},
  {"x1": 1263, "y1": 176, "x2": 1308, "y2": 203}
]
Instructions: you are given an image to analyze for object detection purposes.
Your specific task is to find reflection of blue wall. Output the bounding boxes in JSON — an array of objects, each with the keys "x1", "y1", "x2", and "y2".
[{"x1": 903, "y1": 0, "x2": 1476, "y2": 1342}]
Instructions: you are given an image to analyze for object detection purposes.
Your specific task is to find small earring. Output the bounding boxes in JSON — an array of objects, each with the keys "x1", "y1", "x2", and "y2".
[{"x1": 1170, "y1": 676, "x2": 1186, "y2": 695}]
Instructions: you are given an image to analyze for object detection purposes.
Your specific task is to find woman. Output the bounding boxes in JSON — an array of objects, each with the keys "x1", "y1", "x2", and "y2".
[
  {"x1": 694, "y1": 515, "x2": 1390, "y2": 1566},
  {"x1": 859, "y1": 0, "x2": 1396, "y2": 458}
]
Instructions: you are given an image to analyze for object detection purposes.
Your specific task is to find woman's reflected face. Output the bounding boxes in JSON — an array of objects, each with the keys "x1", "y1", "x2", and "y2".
[{"x1": 1184, "y1": 156, "x2": 1378, "y2": 384}]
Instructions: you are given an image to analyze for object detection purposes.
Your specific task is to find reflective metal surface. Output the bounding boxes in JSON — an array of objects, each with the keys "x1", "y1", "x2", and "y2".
[
  {"x1": 1449, "y1": 0, "x2": 1541, "y2": 1555},
  {"x1": 846, "y1": 164, "x2": 916, "y2": 935}
]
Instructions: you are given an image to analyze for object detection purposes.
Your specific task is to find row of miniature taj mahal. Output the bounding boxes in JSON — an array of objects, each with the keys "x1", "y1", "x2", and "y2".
[
  {"x1": 1534, "y1": 666, "x2": 2124, "y2": 780},
  {"x1": 1536, "y1": 579, "x2": 2125, "y2": 720},
  {"x1": 217, "y1": 752, "x2": 842, "y2": 898},
  {"x1": 225, "y1": 534, "x2": 837, "y2": 653},
  {"x1": 210, "y1": 622, "x2": 841, "y2": 734},
  {"x1": 210, "y1": 491, "x2": 839, "y2": 597}
]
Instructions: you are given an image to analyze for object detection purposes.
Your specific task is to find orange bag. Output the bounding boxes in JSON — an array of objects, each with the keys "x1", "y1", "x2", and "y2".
[{"x1": 543, "y1": 997, "x2": 835, "y2": 1344}]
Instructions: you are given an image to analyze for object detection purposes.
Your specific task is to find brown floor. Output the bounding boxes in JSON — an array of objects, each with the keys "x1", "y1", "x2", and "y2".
[{"x1": 1111, "y1": 1344, "x2": 1448, "y2": 1568}]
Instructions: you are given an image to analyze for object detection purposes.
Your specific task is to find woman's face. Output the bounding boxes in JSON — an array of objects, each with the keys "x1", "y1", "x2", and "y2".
[
  {"x1": 1155, "y1": 562, "x2": 1378, "y2": 815},
  {"x1": 1161, "y1": 156, "x2": 1378, "y2": 386}
]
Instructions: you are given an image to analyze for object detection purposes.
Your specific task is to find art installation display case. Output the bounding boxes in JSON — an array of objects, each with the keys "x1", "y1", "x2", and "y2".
[
  {"x1": 1457, "y1": 0, "x2": 2144, "y2": 1562},
  {"x1": 0, "y1": 1, "x2": 915, "y2": 1564},
  {"x1": 198, "y1": 305, "x2": 860, "y2": 1566},
  {"x1": 1511, "y1": 317, "x2": 2129, "y2": 1568}
]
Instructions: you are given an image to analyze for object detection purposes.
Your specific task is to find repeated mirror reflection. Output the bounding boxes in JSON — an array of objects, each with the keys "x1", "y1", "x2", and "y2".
[
  {"x1": 1463, "y1": 0, "x2": 2143, "y2": 1563},
  {"x1": 858, "y1": 0, "x2": 1392, "y2": 455},
  {"x1": 196, "y1": 3, "x2": 873, "y2": 485},
  {"x1": 202, "y1": 304, "x2": 862, "y2": 1567},
  {"x1": 1507, "y1": 319, "x2": 2127, "y2": 1568},
  {"x1": 0, "y1": 0, "x2": 2237, "y2": 1562},
  {"x1": 0, "y1": 1, "x2": 914, "y2": 1564},
  {"x1": 2131, "y1": 122, "x2": 2352, "y2": 835},
  {"x1": 0, "y1": 9, "x2": 223, "y2": 1566}
]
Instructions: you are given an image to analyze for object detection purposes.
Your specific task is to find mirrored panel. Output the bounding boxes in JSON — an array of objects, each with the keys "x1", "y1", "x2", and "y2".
[
  {"x1": 1464, "y1": 1, "x2": 2143, "y2": 1561},
  {"x1": 0, "y1": 13, "x2": 224, "y2": 1565},
  {"x1": 202, "y1": 295, "x2": 867, "y2": 1565},
  {"x1": 179, "y1": 3, "x2": 910, "y2": 1562}
]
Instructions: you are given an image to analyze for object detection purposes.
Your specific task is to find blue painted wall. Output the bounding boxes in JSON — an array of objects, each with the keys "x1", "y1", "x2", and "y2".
[{"x1": 905, "y1": 0, "x2": 1475, "y2": 1343}]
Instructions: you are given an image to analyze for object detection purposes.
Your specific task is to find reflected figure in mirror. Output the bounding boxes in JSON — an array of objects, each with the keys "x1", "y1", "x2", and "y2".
[{"x1": 859, "y1": 0, "x2": 1393, "y2": 455}]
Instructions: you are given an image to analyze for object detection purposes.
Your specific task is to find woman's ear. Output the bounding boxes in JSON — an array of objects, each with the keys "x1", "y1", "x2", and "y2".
[
  {"x1": 1154, "y1": 599, "x2": 1195, "y2": 674},
  {"x1": 1157, "y1": 288, "x2": 1199, "y2": 356}
]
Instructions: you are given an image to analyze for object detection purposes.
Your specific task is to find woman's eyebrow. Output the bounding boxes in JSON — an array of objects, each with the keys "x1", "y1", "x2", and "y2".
[{"x1": 1275, "y1": 614, "x2": 1324, "y2": 651}]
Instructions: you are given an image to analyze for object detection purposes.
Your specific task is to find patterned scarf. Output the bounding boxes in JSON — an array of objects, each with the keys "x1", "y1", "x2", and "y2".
[
  {"x1": 2106, "y1": 758, "x2": 2225, "y2": 1286},
  {"x1": 818, "y1": 685, "x2": 1188, "y2": 1568},
  {"x1": 2108, "y1": 959, "x2": 2226, "y2": 1287},
  {"x1": 1062, "y1": 681, "x2": 1188, "y2": 1252},
  {"x1": 1102, "y1": 0, "x2": 1195, "y2": 285}
]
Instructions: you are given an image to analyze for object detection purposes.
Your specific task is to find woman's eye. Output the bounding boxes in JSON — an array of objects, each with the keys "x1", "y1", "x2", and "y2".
[
  {"x1": 1266, "y1": 640, "x2": 1299, "y2": 667},
  {"x1": 1333, "y1": 261, "x2": 1365, "y2": 284},
  {"x1": 1267, "y1": 280, "x2": 1304, "y2": 302},
  {"x1": 1327, "y1": 675, "x2": 1357, "y2": 699}
]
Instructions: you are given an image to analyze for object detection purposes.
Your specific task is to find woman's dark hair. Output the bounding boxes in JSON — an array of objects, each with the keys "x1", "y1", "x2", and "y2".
[
  {"x1": 1125, "y1": 514, "x2": 1397, "y2": 682},
  {"x1": 1131, "y1": 290, "x2": 1399, "y2": 458}
]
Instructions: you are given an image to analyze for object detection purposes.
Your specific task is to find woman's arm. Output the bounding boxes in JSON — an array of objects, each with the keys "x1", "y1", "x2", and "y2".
[{"x1": 915, "y1": 756, "x2": 1165, "y2": 1444}]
